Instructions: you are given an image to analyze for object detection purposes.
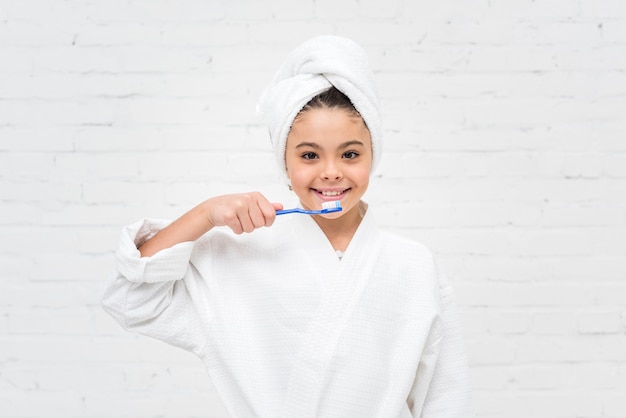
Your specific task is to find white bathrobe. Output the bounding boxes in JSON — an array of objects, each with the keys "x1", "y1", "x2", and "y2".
[{"x1": 102, "y1": 208, "x2": 474, "y2": 418}]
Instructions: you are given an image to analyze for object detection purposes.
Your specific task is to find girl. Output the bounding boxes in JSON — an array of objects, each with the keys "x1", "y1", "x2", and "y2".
[{"x1": 102, "y1": 36, "x2": 474, "y2": 418}]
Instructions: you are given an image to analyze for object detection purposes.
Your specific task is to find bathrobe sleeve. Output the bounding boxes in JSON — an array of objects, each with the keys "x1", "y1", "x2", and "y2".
[
  {"x1": 101, "y1": 219, "x2": 209, "y2": 355},
  {"x1": 407, "y1": 268, "x2": 475, "y2": 418}
]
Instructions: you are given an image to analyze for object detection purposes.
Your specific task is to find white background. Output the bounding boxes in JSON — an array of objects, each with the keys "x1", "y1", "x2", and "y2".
[{"x1": 1, "y1": 0, "x2": 625, "y2": 417}]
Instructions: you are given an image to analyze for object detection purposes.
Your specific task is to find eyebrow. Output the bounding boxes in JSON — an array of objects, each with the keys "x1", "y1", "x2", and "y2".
[{"x1": 295, "y1": 140, "x2": 366, "y2": 149}]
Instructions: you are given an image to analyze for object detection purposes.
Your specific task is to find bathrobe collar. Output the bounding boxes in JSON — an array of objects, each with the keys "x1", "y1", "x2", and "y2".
[{"x1": 282, "y1": 206, "x2": 384, "y2": 417}]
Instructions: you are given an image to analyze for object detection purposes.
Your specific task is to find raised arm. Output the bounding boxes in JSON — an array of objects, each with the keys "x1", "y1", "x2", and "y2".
[
  {"x1": 139, "y1": 192, "x2": 283, "y2": 257},
  {"x1": 102, "y1": 192, "x2": 283, "y2": 354}
]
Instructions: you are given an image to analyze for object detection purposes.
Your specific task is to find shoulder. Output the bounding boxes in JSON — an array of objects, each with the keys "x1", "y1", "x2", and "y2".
[
  {"x1": 379, "y1": 229, "x2": 435, "y2": 263},
  {"x1": 377, "y1": 229, "x2": 453, "y2": 293},
  {"x1": 364, "y1": 207, "x2": 432, "y2": 256}
]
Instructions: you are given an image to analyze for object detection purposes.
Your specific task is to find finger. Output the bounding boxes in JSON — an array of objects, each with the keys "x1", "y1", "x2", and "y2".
[
  {"x1": 263, "y1": 203, "x2": 283, "y2": 227},
  {"x1": 230, "y1": 223, "x2": 244, "y2": 235},
  {"x1": 222, "y1": 211, "x2": 244, "y2": 234},
  {"x1": 247, "y1": 192, "x2": 278, "y2": 227},
  {"x1": 236, "y1": 205, "x2": 256, "y2": 233},
  {"x1": 249, "y1": 202, "x2": 268, "y2": 229},
  {"x1": 257, "y1": 200, "x2": 282, "y2": 227}
]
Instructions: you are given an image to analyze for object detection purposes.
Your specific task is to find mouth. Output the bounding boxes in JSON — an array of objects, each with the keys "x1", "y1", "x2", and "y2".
[{"x1": 311, "y1": 188, "x2": 350, "y2": 200}]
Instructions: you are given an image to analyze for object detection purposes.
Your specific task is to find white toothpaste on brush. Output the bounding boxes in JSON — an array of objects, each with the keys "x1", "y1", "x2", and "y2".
[{"x1": 276, "y1": 200, "x2": 342, "y2": 216}]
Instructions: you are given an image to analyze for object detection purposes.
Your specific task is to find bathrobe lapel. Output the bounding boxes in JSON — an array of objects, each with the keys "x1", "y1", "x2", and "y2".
[{"x1": 282, "y1": 211, "x2": 383, "y2": 417}]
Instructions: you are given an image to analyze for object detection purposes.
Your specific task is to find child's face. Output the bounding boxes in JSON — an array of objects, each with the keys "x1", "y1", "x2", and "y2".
[{"x1": 285, "y1": 107, "x2": 372, "y2": 220}]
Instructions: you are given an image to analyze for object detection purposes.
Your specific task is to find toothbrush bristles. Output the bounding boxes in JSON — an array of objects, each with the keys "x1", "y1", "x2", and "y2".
[{"x1": 321, "y1": 200, "x2": 342, "y2": 211}]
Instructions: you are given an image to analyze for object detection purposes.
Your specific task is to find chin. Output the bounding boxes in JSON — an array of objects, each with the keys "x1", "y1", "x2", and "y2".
[{"x1": 320, "y1": 211, "x2": 344, "y2": 220}]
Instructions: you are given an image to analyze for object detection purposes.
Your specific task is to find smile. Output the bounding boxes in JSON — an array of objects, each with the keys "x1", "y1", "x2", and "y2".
[{"x1": 312, "y1": 188, "x2": 350, "y2": 197}]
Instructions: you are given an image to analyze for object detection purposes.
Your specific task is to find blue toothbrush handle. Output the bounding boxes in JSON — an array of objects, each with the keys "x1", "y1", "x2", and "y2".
[
  {"x1": 276, "y1": 207, "x2": 341, "y2": 216},
  {"x1": 276, "y1": 208, "x2": 308, "y2": 215}
]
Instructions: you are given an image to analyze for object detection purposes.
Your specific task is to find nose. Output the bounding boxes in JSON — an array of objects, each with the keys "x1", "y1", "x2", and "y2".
[{"x1": 321, "y1": 159, "x2": 343, "y2": 181}]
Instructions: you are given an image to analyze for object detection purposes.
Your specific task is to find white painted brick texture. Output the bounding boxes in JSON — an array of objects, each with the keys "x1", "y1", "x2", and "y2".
[{"x1": 1, "y1": 0, "x2": 625, "y2": 417}]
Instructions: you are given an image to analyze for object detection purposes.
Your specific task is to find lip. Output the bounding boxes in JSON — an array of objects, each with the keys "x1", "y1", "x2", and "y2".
[{"x1": 311, "y1": 187, "x2": 350, "y2": 201}]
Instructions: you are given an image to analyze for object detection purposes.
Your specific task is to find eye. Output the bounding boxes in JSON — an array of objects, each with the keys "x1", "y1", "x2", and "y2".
[
  {"x1": 342, "y1": 151, "x2": 359, "y2": 159},
  {"x1": 301, "y1": 152, "x2": 318, "y2": 160}
]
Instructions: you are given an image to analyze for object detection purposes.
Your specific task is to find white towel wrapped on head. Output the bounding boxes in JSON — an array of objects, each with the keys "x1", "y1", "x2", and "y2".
[{"x1": 258, "y1": 35, "x2": 382, "y2": 176}]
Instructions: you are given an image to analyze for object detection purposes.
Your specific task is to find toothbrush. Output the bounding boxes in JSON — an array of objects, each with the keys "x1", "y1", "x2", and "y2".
[{"x1": 276, "y1": 200, "x2": 342, "y2": 215}]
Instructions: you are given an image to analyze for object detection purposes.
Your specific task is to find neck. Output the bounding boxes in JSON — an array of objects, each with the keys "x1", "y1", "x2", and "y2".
[{"x1": 312, "y1": 201, "x2": 366, "y2": 252}]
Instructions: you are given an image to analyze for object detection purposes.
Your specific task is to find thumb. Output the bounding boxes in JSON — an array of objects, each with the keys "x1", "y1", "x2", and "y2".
[{"x1": 272, "y1": 202, "x2": 284, "y2": 211}]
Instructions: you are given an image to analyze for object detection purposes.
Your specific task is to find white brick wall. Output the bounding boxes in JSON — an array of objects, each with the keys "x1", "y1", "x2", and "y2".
[{"x1": 1, "y1": 0, "x2": 625, "y2": 417}]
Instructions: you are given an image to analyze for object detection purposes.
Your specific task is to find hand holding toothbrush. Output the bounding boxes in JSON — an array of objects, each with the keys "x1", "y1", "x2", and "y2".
[
  {"x1": 206, "y1": 193, "x2": 342, "y2": 231},
  {"x1": 137, "y1": 192, "x2": 341, "y2": 258},
  {"x1": 205, "y1": 192, "x2": 284, "y2": 234},
  {"x1": 138, "y1": 192, "x2": 281, "y2": 257}
]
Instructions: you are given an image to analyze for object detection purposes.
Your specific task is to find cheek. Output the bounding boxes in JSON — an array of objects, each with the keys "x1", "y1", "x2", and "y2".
[
  {"x1": 289, "y1": 165, "x2": 312, "y2": 187},
  {"x1": 358, "y1": 171, "x2": 370, "y2": 188},
  {"x1": 352, "y1": 167, "x2": 371, "y2": 191},
  {"x1": 285, "y1": 158, "x2": 304, "y2": 184}
]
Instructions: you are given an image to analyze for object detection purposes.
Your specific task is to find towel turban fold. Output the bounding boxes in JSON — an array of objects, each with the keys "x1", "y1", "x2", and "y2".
[{"x1": 257, "y1": 35, "x2": 382, "y2": 176}]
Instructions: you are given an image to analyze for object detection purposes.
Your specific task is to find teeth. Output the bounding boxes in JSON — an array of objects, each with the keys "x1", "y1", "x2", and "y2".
[{"x1": 321, "y1": 190, "x2": 342, "y2": 196}]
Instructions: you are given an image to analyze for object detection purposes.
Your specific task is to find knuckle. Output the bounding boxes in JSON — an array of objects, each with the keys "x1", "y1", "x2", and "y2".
[{"x1": 222, "y1": 211, "x2": 236, "y2": 223}]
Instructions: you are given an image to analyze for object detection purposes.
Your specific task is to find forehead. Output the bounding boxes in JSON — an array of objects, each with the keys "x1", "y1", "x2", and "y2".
[{"x1": 287, "y1": 107, "x2": 372, "y2": 147}]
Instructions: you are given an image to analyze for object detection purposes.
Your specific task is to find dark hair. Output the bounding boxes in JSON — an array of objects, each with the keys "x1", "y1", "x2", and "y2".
[{"x1": 297, "y1": 86, "x2": 362, "y2": 119}]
